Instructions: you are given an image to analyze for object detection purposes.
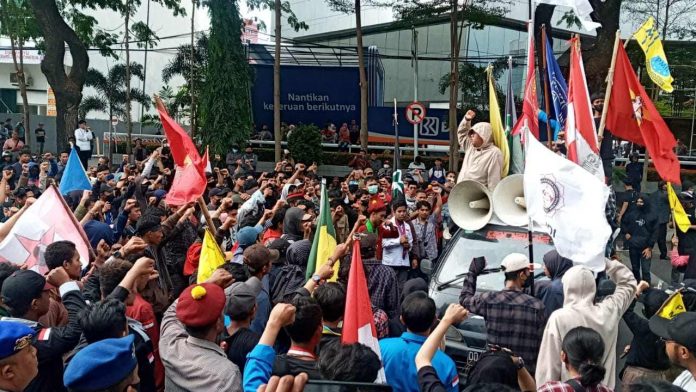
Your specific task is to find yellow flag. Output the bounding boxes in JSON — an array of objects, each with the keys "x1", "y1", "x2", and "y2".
[
  {"x1": 488, "y1": 67, "x2": 510, "y2": 177},
  {"x1": 656, "y1": 291, "x2": 686, "y2": 320},
  {"x1": 667, "y1": 182, "x2": 691, "y2": 233},
  {"x1": 197, "y1": 229, "x2": 226, "y2": 283},
  {"x1": 633, "y1": 17, "x2": 674, "y2": 92}
]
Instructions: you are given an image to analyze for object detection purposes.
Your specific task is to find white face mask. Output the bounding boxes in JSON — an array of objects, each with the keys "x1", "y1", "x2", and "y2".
[{"x1": 384, "y1": 164, "x2": 390, "y2": 169}]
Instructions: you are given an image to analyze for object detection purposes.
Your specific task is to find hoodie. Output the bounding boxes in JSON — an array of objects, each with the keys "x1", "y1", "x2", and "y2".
[
  {"x1": 534, "y1": 258, "x2": 637, "y2": 389},
  {"x1": 536, "y1": 251, "x2": 573, "y2": 318},
  {"x1": 621, "y1": 198, "x2": 658, "y2": 250},
  {"x1": 456, "y1": 119, "x2": 503, "y2": 190},
  {"x1": 281, "y1": 207, "x2": 305, "y2": 243}
]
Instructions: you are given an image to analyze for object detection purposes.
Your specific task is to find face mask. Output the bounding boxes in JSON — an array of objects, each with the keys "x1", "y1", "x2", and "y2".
[
  {"x1": 522, "y1": 272, "x2": 533, "y2": 288},
  {"x1": 593, "y1": 104, "x2": 604, "y2": 113},
  {"x1": 361, "y1": 200, "x2": 369, "y2": 207},
  {"x1": 383, "y1": 164, "x2": 390, "y2": 169},
  {"x1": 368, "y1": 185, "x2": 379, "y2": 194},
  {"x1": 232, "y1": 148, "x2": 238, "y2": 153}
]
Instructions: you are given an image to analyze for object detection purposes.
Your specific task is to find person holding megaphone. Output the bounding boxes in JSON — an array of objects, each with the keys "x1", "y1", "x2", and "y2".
[{"x1": 456, "y1": 110, "x2": 503, "y2": 191}]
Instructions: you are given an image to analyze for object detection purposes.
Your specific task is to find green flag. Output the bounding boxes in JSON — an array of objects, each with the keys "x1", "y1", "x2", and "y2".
[{"x1": 306, "y1": 181, "x2": 338, "y2": 280}]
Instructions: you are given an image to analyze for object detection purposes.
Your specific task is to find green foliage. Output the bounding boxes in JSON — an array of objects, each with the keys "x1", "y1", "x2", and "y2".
[
  {"x1": 79, "y1": 62, "x2": 151, "y2": 119},
  {"x1": 141, "y1": 85, "x2": 189, "y2": 129},
  {"x1": 245, "y1": 0, "x2": 308, "y2": 31},
  {"x1": 392, "y1": 0, "x2": 507, "y2": 30},
  {"x1": 199, "y1": 0, "x2": 253, "y2": 155},
  {"x1": 0, "y1": 0, "x2": 40, "y2": 44},
  {"x1": 288, "y1": 124, "x2": 323, "y2": 164},
  {"x1": 438, "y1": 59, "x2": 507, "y2": 111}
]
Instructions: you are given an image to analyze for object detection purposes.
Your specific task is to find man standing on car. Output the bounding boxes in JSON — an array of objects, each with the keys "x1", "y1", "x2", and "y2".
[{"x1": 459, "y1": 253, "x2": 545, "y2": 374}]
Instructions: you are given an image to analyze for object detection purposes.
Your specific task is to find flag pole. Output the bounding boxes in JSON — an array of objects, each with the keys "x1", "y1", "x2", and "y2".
[
  {"x1": 197, "y1": 196, "x2": 217, "y2": 233},
  {"x1": 540, "y1": 25, "x2": 554, "y2": 147},
  {"x1": 597, "y1": 30, "x2": 621, "y2": 140},
  {"x1": 523, "y1": 119, "x2": 534, "y2": 293},
  {"x1": 51, "y1": 184, "x2": 97, "y2": 261}
]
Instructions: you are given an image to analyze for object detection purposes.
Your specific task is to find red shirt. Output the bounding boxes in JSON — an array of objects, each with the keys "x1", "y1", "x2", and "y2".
[{"x1": 127, "y1": 294, "x2": 164, "y2": 389}]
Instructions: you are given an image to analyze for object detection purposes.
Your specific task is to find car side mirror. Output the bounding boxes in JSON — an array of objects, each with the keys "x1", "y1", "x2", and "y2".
[{"x1": 420, "y1": 259, "x2": 433, "y2": 276}]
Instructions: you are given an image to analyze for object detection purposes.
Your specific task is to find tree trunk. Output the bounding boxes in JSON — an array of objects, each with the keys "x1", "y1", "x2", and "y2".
[
  {"x1": 583, "y1": 0, "x2": 622, "y2": 92},
  {"x1": 28, "y1": 0, "x2": 89, "y2": 151},
  {"x1": 273, "y1": 0, "x2": 282, "y2": 162},
  {"x1": 662, "y1": 0, "x2": 669, "y2": 39},
  {"x1": 355, "y1": 0, "x2": 369, "y2": 150},
  {"x1": 447, "y1": 0, "x2": 459, "y2": 172},
  {"x1": 190, "y1": 1, "x2": 197, "y2": 137},
  {"x1": 125, "y1": 8, "x2": 133, "y2": 156},
  {"x1": 9, "y1": 37, "x2": 31, "y2": 149}
]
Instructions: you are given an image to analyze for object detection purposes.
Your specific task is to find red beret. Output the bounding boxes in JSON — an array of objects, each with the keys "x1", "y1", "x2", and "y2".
[
  {"x1": 176, "y1": 283, "x2": 226, "y2": 327},
  {"x1": 367, "y1": 198, "x2": 386, "y2": 214},
  {"x1": 286, "y1": 192, "x2": 305, "y2": 201}
]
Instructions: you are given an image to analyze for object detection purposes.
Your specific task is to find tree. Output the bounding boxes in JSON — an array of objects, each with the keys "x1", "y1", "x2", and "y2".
[
  {"x1": 199, "y1": 0, "x2": 253, "y2": 155},
  {"x1": 142, "y1": 85, "x2": 189, "y2": 129},
  {"x1": 622, "y1": 0, "x2": 696, "y2": 39},
  {"x1": 0, "y1": 0, "x2": 40, "y2": 148},
  {"x1": 162, "y1": 33, "x2": 209, "y2": 129},
  {"x1": 324, "y1": 0, "x2": 371, "y2": 150},
  {"x1": 27, "y1": 0, "x2": 182, "y2": 151},
  {"x1": 246, "y1": 0, "x2": 307, "y2": 161},
  {"x1": 394, "y1": 0, "x2": 507, "y2": 171},
  {"x1": 438, "y1": 59, "x2": 507, "y2": 112},
  {"x1": 79, "y1": 63, "x2": 151, "y2": 127}
]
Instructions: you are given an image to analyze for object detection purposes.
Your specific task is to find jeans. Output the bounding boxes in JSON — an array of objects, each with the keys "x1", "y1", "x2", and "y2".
[
  {"x1": 629, "y1": 246, "x2": 652, "y2": 284},
  {"x1": 656, "y1": 223, "x2": 667, "y2": 258}
]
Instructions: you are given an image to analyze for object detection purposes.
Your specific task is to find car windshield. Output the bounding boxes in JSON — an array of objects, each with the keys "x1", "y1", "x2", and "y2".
[{"x1": 436, "y1": 226, "x2": 555, "y2": 291}]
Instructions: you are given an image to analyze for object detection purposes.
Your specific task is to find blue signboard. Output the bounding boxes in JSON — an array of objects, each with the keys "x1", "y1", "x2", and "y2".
[
  {"x1": 250, "y1": 64, "x2": 361, "y2": 128},
  {"x1": 367, "y1": 107, "x2": 460, "y2": 145}
]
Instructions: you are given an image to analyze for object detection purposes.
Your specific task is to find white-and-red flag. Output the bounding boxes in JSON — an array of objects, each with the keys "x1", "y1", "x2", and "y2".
[
  {"x1": 565, "y1": 37, "x2": 604, "y2": 183},
  {"x1": 342, "y1": 241, "x2": 385, "y2": 383},
  {"x1": 512, "y1": 21, "x2": 539, "y2": 139},
  {"x1": 0, "y1": 186, "x2": 92, "y2": 272}
]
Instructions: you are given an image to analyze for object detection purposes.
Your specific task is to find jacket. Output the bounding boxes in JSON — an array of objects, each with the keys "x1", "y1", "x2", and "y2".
[
  {"x1": 456, "y1": 119, "x2": 503, "y2": 190},
  {"x1": 622, "y1": 203, "x2": 658, "y2": 250},
  {"x1": 535, "y1": 258, "x2": 637, "y2": 388},
  {"x1": 1, "y1": 282, "x2": 87, "y2": 392}
]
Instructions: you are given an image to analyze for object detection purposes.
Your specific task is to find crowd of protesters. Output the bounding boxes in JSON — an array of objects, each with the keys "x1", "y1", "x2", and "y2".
[{"x1": 0, "y1": 114, "x2": 695, "y2": 392}]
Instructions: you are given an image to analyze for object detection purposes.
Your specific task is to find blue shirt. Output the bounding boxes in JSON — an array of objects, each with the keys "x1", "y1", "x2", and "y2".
[
  {"x1": 250, "y1": 275, "x2": 271, "y2": 335},
  {"x1": 243, "y1": 344, "x2": 275, "y2": 392},
  {"x1": 379, "y1": 332, "x2": 459, "y2": 392}
]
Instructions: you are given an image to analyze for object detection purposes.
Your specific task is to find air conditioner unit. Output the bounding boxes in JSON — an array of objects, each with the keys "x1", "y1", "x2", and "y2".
[{"x1": 9, "y1": 73, "x2": 32, "y2": 87}]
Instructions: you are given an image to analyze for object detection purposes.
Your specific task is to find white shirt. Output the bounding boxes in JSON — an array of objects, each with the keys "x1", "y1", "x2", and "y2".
[
  {"x1": 674, "y1": 370, "x2": 696, "y2": 391},
  {"x1": 74, "y1": 128, "x2": 93, "y2": 151},
  {"x1": 381, "y1": 217, "x2": 413, "y2": 267}
]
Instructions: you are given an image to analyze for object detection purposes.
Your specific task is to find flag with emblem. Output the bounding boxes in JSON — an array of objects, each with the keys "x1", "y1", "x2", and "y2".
[
  {"x1": 544, "y1": 35, "x2": 568, "y2": 137},
  {"x1": 343, "y1": 241, "x2": 386, "y2": 383},
  {"x1": 197, "y1": 229, "x2": 225, "y2": 283},
  {"x1": 392, "y1": 170, "x2": 404, "y2": 200},
  {"x1": 524, "y1": 130, "x2": 611, "y2": 271},
  {"x1": 307, "y1": 180, "x2": 338, "y2": 281},
  {"x1": 156, "y1": 97, "x2": 207, "y2": 205},
  {"x1": 488, "y1": 65, "x2": 510, "y2": 177},
  {"x1": 668, "y1": 182, "x2": 690, "y2": 233},
  {"x1": 0, "y1": 186, "x2": 91, "y2": 272},
  {"x1": 565, "y1": 36, "x2": 604, "y2": 182},
  {"x1": 633, "y1": 16, "x2": 674, "y2": 92},
  {"x1": 606, "y1": 44, "x2": 680, "y2": 184},
  {"x1": 656, "y1": 291, "x2": 686, "y2": 319}
]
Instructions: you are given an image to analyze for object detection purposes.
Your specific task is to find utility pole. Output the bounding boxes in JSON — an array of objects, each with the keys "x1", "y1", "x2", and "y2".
[{"x1": 412, "y1": 26, "x2": 419, "y2": 157}]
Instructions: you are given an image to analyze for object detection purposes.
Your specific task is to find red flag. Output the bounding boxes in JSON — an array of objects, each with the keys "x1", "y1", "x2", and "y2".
[
  {"x1": 342, "y1": 241, "x2": 382, "y2": 357},
  {"x1": 607, "y1": 44, "x2": 680, "y2": 184},
  {"x1": 156, "y1": 98, "x2": 207, "y2": 204},
  {"x1": 565, "y1": 37, "x2": 604, "y2": 183},
  {"x1": 512, "y1": 21, "x2": 539, "y2": 138}
]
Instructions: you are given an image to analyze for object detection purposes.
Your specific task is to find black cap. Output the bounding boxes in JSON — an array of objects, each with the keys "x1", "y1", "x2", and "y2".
[
  {"x1": 650, "y1": 311, "x2": 696, "y2": 353},
  {"x1": 243, "y1": 179, "x2": 259, "y2": 192},
  {"x1": 1, "y1": 270, "x2": 49, "y2": 313}
]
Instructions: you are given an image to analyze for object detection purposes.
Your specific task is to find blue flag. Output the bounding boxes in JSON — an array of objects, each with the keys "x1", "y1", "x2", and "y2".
[
  {"x1": 58, "y1": 148, "x2": 91, "y2": 195},
  {"x1": 545, "y1": 36, "x2": 568, "y2": 136}
]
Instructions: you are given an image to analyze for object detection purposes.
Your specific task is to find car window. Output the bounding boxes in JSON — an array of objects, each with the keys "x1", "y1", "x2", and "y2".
[{"x1": 436, "y1": 227, "x2": 555, "y2": 291}]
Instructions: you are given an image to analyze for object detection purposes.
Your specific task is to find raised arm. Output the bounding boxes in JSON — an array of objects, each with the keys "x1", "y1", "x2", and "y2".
[{"x1": 457, "y1": 110, "x2": 476, "y2": 150}]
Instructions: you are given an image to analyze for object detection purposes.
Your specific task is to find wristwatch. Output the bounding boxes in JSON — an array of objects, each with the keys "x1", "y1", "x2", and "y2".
[
  {"x1": 312, "y1": 274, "x2": 321, "y2": 284},
  {"x1": 113, "y1": 250, "x2": 123, "y2": 259},
  {"x1": 516, "y1": 357, "x2": 525, "y2": 370}
]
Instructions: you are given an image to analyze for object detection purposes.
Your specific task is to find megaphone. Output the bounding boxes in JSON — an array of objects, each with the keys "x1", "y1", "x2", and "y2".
[
  {"x1": 493, "y1": 174, "x2": 527, "y2": 227},
  {"x1": 449, "y1": 180, "x2": 493, "y2": 231}
]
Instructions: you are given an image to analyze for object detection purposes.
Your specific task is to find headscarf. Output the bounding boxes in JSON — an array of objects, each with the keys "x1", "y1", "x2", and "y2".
[
  {"x1": 281, "y1": 207, "x2": 304, "y2": 242},
  {"x1": 270, "y1": 239, "x2": 311, "y2": 304},
  {"x1": 542, "y1": 250, "x2": 573, "y2": 280}
]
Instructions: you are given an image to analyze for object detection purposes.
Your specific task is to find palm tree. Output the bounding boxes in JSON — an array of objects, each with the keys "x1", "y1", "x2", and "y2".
[{"x1": 141, "y1": 85, "x2": 190, "y2": 130}]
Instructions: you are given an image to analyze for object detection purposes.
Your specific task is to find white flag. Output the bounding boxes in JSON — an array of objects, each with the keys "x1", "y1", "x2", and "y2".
[
  {"x1": 537, "y1": 0, "x2": 601, "y2": 31},
  {"x1": 524, "y1": 133, "x2": 610, "y2": 271}
]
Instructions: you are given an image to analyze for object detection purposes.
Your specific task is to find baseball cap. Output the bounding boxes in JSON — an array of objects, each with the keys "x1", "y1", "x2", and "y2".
[
  {"x1": 237, "y1": 226, "x2": 262, "y2": 247},
  {"x1": 2, "y1": 151, "x2": 11, "y2": 158},
  {"x1": 1, "y1": 270, "x2": 51, "y2": 314},
  {"x1": 64, "y1": 335, "x2": 137, "y2": 391},
  {"x1": 225, "y1": 276, "x2": 263, "y2": 316},
  {"x1": 650, "y1": 311, "x2": 696, "y2": 353},
  {"x1": 243, "y1": 243, "x2": 280, "y2": 272},
  {"x1": 243, "y1": 179, "x2": 259, "y2": 192},
  {"x1": 267, "y1": 238, "x2": 291, "y2": 264},
  {"x1": 176, "y1": 283, "x2": 226, "y2": 327},
  {"x1": 500, "y1": 253, "x2": 539, "y2": 272},
  {"x1": 209, "y1": 188, "x2": 226, "y2": 197},
  {"x1": 0, "y1": 321, "x2": 34, "y2": 360}
]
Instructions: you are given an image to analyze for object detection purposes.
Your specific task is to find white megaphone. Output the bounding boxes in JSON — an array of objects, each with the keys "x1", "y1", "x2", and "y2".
[
  {"x1": 449, "y1": 180, "x2": 493, "y2": 231},
  {"x1": 492, "y1": 174, "x2": 527, "y2": 227}
]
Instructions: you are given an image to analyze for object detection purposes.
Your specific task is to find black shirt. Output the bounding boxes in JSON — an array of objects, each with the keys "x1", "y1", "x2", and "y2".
[
  {"x1": 623, "y1": 311, "x2": 671, "y2": 370},
  {"x1": 417, "y1": 366, "x2": 447, "y2": 392},
  {"x1": 35, "y1": 128, "x2": 46, "y2": 142},
  {"x1": 224, "y1": 327, "x2": 260, "y2": 374},
  {"x1": 272, "y1": 354, "x2": 322, "y2": 379},
  {"x1": 595, "y1": 118, "x2": 614, "y2": 160}
]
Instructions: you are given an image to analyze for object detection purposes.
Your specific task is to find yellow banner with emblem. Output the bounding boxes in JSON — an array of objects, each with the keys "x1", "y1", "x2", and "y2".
[{"x1": 633, "y1": 16, "x2": 674, "y2": 92}]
